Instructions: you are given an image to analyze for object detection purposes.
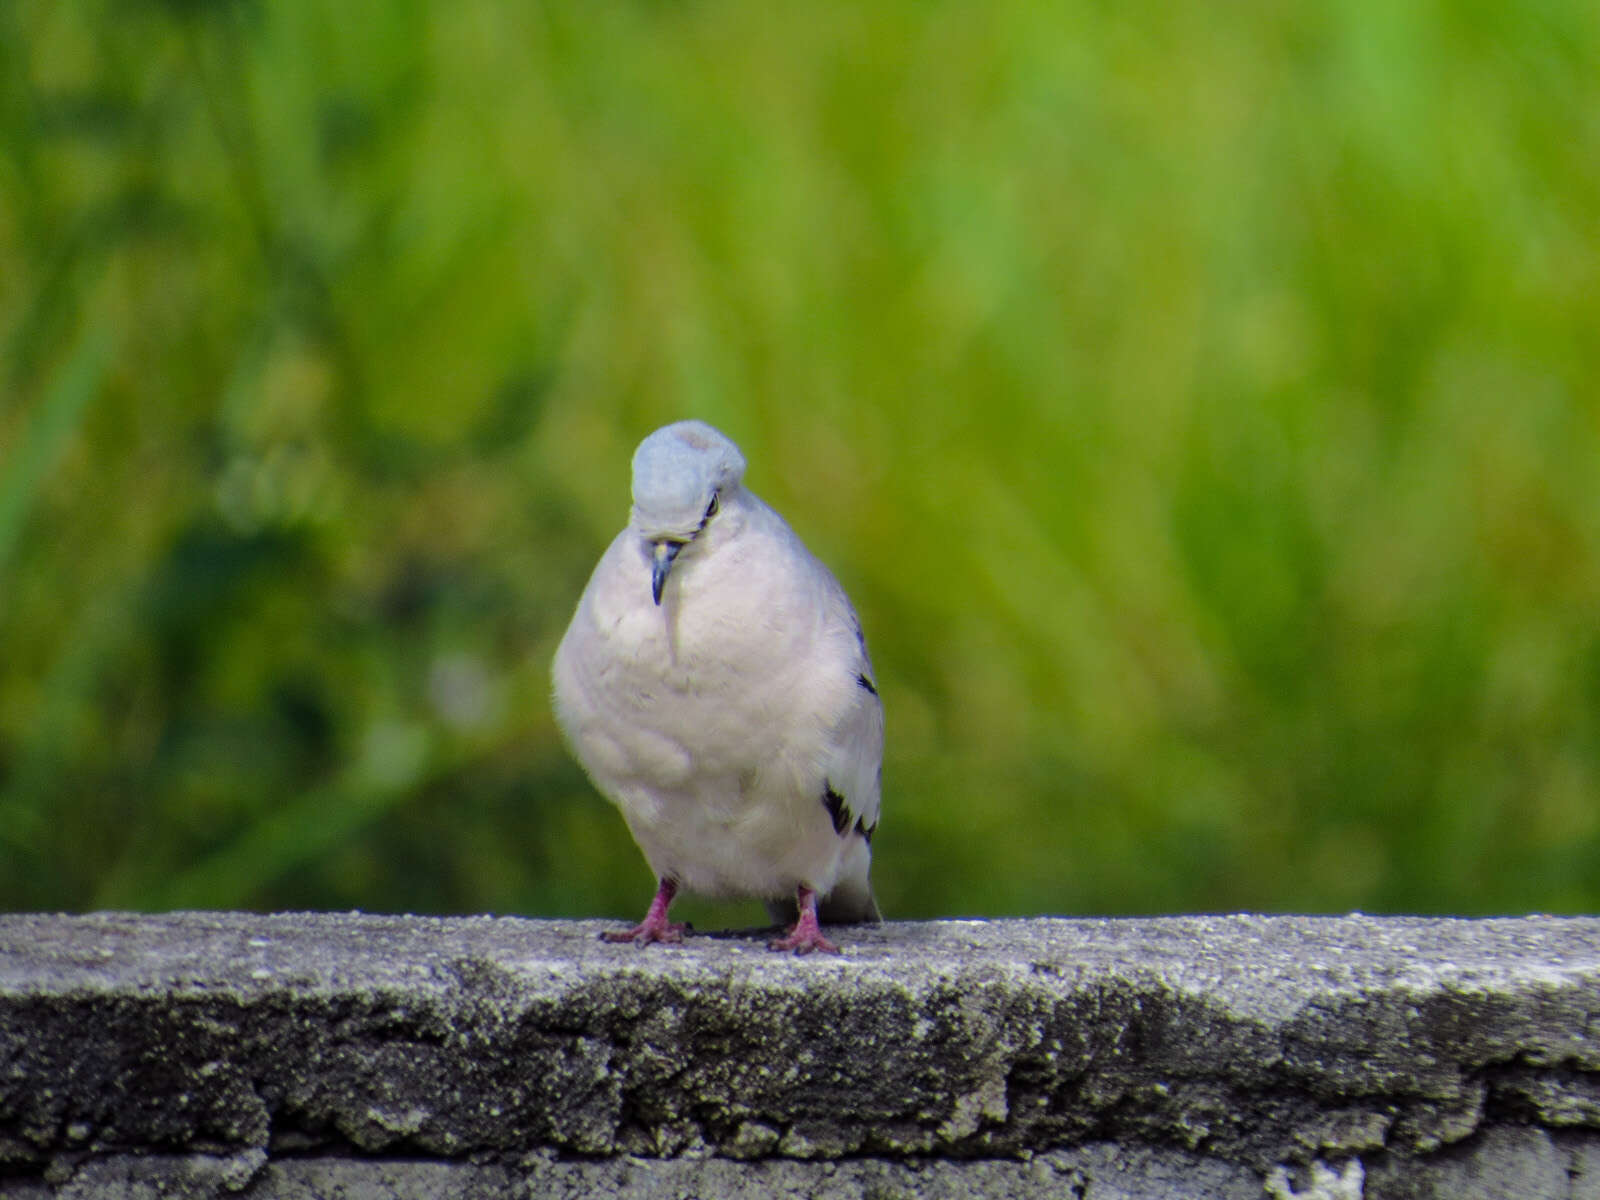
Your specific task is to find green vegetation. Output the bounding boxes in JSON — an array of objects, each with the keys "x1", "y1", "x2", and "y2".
[{"x1": 4, "y1": 0, "x2": 1598, "y2": 925}]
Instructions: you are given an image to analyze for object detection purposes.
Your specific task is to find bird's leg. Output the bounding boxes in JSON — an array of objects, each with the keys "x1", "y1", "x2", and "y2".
[
  {"x1": 602, "y1": 878, "x2": 687, "y2": 946},
  {"x1": 767, "y1": 885, "x2": 840, "y2": 955}
]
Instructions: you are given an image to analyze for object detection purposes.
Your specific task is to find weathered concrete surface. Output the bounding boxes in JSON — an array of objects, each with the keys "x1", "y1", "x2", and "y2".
[{"x1": 1, "y1": 912, "x2": 1598, "y2": 1198}]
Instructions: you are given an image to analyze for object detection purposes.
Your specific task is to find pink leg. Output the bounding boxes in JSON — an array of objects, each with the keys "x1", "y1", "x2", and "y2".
[
  {"x1": 767, "y1": 885, "x2": 840, "y2": 955},
  {"x1": 602, "y1": 878, "x2": 687, "y2": 947}
]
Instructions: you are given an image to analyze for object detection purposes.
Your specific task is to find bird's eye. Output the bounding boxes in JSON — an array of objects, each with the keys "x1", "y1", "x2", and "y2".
[{"x1": 704, "y1": 491, "x2": 720, "y2": 521}]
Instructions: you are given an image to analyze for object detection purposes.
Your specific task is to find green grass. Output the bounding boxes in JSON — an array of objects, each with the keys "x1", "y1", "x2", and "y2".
[{"x1": 2, "y1": 0, "x2": 1598, "y2": 923}]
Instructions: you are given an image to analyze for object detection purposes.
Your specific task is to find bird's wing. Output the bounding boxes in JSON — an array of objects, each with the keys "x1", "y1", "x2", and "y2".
[{"x1": 810, "y1": 565, "x2": 884, "y2": 923}]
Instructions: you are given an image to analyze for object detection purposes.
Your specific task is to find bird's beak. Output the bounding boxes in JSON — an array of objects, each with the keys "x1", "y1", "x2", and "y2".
[{"x1": 651, "y1": 540, "x2": 682, "y2": 606}]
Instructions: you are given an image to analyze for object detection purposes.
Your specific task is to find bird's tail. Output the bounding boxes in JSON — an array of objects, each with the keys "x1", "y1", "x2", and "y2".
[
  {"x1": 768, "y1": 838, "x2": 880, "y2": 926},
  {"x1": 819, "y1": 883, "x2": 881, "y2": 924},
  {"x1": 765, "y1": 888, "x2": 880, "y2": 926}
]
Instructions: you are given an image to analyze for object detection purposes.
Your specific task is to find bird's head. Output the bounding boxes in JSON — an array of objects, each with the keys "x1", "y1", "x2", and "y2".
[{"x1": 629, "y1": 421, "x2": 747, "y2": 605}]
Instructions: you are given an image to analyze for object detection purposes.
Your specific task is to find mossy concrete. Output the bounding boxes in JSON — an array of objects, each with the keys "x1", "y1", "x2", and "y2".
[{"x1": 2, "y1": 912, "x2": 1598, "y2": 1197}]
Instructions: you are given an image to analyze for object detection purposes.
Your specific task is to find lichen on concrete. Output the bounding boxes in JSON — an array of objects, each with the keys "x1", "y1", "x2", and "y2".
[{"x1": 2, "y1": 912, "x2": 1599, "y2": 1198}]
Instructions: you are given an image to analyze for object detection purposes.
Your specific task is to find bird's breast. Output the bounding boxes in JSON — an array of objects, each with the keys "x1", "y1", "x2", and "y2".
[{"x1": 574, "y1": 546, "x2": 822, "y2": 767}]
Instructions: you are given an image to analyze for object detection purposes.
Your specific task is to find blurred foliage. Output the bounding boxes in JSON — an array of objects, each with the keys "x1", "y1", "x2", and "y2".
[{"x1": 2, "y1": 0, "x2": 1599, "y2": 925}]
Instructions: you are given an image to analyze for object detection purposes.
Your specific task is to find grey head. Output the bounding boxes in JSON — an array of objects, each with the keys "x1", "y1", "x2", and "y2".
[{"x1": 630, "y1": 420, "x2": 747, "y2": 605}]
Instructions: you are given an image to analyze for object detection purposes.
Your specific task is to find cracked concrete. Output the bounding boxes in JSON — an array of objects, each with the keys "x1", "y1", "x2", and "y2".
[{"x1": 2, "y1": 912, "x2": 1599, "y2": 1197}]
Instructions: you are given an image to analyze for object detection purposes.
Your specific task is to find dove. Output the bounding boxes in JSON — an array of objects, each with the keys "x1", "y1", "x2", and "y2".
[{"x1": 552, "y1": 420, "x2": 883, "y2": 954}]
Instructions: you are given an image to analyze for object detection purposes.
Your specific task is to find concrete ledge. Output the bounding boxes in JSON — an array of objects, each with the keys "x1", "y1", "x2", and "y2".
[{"x1": 2, "y1": 912, "x2": 1598, "y2": 1198}]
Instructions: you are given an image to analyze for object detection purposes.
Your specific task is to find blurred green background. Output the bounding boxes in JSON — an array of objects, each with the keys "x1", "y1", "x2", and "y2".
[{"x1": 3, "y1": 0, "x2": 1598, "y2": 927}]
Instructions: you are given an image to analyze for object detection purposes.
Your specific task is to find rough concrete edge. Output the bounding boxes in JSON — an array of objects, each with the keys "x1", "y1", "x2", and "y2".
[{"x1": 4, "y1": 913, "x2": 1600, "y2": 1200}]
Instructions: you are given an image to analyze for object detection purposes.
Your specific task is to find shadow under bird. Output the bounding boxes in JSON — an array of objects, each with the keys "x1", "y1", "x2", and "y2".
[{"x1": 552, "y1": 421, "x2": 882, "y2": 954}]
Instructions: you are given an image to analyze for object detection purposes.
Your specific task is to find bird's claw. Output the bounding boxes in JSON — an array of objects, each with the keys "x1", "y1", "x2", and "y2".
[
  {"x1": 767, "y1": 927, "x2": 840, "y2": 955},
  {"x1": 600, "y1": 920, "x2": 687, "y2": 947}
]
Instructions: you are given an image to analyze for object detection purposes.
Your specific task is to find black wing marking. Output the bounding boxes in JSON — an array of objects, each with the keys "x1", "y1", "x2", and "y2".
[
  {"x1": 856, "y1": 672, "x2": 878, "y2": 696},
  {"x1": 824, "y1": 781, "x2": 877, "y2": 842},
  {"x1": 822, "y1": 782, "x2": 850, "y2": 836}
]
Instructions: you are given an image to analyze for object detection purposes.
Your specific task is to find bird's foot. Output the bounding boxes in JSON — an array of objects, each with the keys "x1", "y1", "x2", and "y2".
[
  {"x1": 601, "y1": 918, "x2": 687, "y2": 947},
  {"x1": 767, "y1": 924, "x2": 839, "y2": 955},
  {"x1": 600, "y1": 878, "x2": 685, "y2": 947},
  {"x1": 767, "y1": 886, "x2": 840, "y2": 954}
]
